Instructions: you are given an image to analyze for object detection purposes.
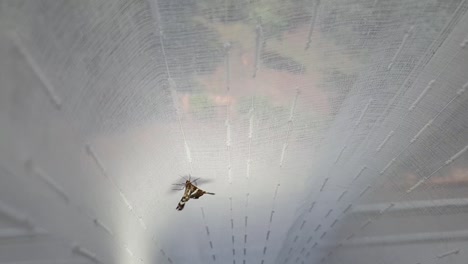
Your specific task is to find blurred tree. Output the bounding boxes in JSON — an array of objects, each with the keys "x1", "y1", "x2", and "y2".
[
  {"x1": 195, "y1": 0, "x2": 313, "y2": 37},
  {"x1": 196, "y1": 0, "x2": 250, "y2": 22},
  {"x1": 250, "y1": 0, "x2": 312, "y2": 37},
  {"x1": 157, "y1": 0, "x2": 223, "y2": 92}
]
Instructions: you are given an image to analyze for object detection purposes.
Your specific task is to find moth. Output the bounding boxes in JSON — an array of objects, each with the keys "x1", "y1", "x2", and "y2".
[{"x1": 172, "y1": 175, "x2": 215, "y2": 211}]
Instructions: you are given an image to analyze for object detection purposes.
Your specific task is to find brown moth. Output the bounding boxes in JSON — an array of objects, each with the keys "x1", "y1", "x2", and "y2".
[{"x1": 173, "y1": 176, "x2": 215, "y2": 211}]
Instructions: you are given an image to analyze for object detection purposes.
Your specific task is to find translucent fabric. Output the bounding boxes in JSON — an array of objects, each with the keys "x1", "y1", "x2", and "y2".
[{"x1": 0, "y1": 0, "x2": 468, "y2": 264}]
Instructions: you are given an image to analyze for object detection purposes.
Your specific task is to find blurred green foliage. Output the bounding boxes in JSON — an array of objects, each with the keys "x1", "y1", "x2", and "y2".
[
  {"x1": 237, "y1": 96, "x2": 288, "y2": 120},
  {"x1": 190, "y1": 93, "x2": 216, "y2": 119},
  {"x1": 196, "y1": 0, "x2": 312, "y2": 37}
]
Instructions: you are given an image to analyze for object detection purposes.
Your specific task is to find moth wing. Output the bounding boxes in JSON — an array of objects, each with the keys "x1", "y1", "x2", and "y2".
[{"x1": 189, "y1": 188, "x2": 205, "y2": 199}]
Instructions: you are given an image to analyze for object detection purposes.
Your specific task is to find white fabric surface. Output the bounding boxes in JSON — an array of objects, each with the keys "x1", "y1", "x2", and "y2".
[{"x1": 1, "y1": 1, "x2": 468, "y2": 263}]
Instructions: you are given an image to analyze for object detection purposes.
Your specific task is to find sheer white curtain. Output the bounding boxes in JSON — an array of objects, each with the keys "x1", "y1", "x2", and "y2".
[{"x1": 1, "y1": 1, "x2": 467, "y2": 264}]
